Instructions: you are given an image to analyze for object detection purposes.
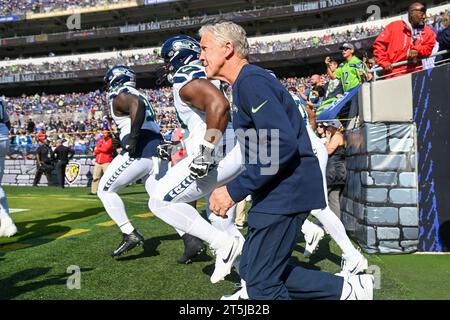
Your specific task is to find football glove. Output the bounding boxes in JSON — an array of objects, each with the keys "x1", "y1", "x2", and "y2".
[
  {"x1": 189, "y1": 140, "x2": 216, "y2": 179},
  {"x1": 156, "y1": 141, "x2": 174, "y2": 161},
  {"x1": 125, "y1": 135, "x2": 139, "y2": 158}
]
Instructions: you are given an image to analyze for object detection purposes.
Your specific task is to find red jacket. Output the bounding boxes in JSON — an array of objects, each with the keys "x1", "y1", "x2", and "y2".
[
  {"x1": 373, "y1": 17, "x2": 436, "y2": 78},
  {"x1": 94, "y1": 136, "x2": 113, "y2": 164}
]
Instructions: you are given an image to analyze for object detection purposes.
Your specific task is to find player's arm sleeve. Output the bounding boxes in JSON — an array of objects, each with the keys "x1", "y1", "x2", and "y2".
[
  {"x1": 373, "y1": 24, "x2": 392, "y2": 68},
  {"x1": 412, "y1": 29, "x2": 436, "y2": 58},
  {"x1": 226, "y1": 76, "x2": 300, "y2": 203}
]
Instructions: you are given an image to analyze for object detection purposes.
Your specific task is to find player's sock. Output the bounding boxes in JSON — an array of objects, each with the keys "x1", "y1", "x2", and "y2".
[
  {"x1": 98, "y1": 189, "x2": 134, "y2": 235},
  {"x1": 0, "y1": 186, "x2": 11, "y2": 220},
  {"x1": 312, "y1": 207, "x2": 359, "y2": 257},
  {"x1": 118, "y1": 222, "x2": 134, "y2": 235},
  {"x1": 149, "y1": 198, "x2": 229, "y2": 250}
]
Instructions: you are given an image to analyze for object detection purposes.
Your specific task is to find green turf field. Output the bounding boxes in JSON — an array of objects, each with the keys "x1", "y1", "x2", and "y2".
[{"x1": 1, "y1": 185, "x2": 449, "y2": 300}]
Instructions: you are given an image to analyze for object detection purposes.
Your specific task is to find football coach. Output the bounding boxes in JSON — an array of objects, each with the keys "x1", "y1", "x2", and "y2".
[{"x1": 201, "y1": 21, "x2": 353, "y2": 300}]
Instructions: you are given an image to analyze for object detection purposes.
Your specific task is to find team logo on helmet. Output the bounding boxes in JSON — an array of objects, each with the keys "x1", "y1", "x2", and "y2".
[{"x1": 159, "y1": 35, "x2": 201, "y2": 84}]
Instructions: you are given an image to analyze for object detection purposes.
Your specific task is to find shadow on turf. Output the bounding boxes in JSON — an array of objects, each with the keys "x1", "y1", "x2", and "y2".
[
  {"x1": 0, "y1": 267, "x2": 94, "y2": 299},
  {"x1": 1, "y1": 207, "x2": 103, "y2": 253},
  {"x1": 295, "y1": 237, "x2": 342, "y2": 267},
  {"x1": 115, "y1": 233, "x2": 182, "y2": 261}
]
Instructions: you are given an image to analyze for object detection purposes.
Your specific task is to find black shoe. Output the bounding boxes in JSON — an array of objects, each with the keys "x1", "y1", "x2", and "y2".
[
  {"x1": 177, "y1": 233, "x2": 206, "y2": 264},
  {"x1": 88, "y1": 192, "x2": 97, "y2": 195},
  {"x1": 111, "y1": 229, "x2": 144, "y2": 258}
]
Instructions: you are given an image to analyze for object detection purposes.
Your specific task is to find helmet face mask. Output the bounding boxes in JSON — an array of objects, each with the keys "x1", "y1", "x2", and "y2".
[{"x1": 160, "y1": 35, "x2": 201, "y2": 83}]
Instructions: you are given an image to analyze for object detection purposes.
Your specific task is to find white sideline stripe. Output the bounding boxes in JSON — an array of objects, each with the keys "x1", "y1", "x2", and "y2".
[
  {"x1": 413, "y1": 252, "x2": 450, "y2": 255},
  {"x1": 9, "y1": 208, "x2": 30, "y2": 213},
  {"x1": 8, "y1": 196, "x2": 98, "y2": 202}
]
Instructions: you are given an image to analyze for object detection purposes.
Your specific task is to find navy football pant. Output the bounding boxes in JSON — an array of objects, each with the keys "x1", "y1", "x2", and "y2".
[{"x1": 239, "y1": 211, "x2": 344, "y2": 300}]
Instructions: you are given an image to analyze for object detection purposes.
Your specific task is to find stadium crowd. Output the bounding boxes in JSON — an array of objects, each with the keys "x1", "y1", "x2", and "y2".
[
  {"x1": 4, "y1": 72, "x2": 334, "y2": 158},
  {"x1": 0, "y1": 0, "x2": 131, "y2": 16},
  {"x1": 1, "y1": 11, "x2": 446, "y2": 78},
  {"x1": 2, "y1": 7, "x2": 448, "y2": 160},
  {"x1": 0, "y1": 52, "x2": 162, "y2": 77},
  {"x1": 249, "y1": 26, "x2": 382, "y2": 54}
]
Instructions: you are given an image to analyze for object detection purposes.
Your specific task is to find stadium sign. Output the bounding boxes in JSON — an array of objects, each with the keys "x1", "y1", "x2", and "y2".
[
  {"x1": 0, "y1": 72, "x2": 78, "y2": 84},
  {"x1": 294, "y1": 0, "x2": 358, "y2": 12}
]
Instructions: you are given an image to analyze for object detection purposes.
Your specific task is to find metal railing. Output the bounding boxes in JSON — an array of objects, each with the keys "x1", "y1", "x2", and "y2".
[{"x1": 371, "y1": 50, "x2": 449, "y2": 81}]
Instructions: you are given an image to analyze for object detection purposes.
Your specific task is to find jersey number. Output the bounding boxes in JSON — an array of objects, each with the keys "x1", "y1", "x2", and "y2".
[{"x1": 343, "y1": 71, "x2": 350, "y2": 87}]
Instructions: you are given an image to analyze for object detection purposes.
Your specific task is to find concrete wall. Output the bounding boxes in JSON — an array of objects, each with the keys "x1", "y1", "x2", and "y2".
[
  {"x1": 2, "y1": 158, "x2": 95, "y2": 187},
  {"x1": 342, "y1": 123, "x2": 418, "y2": 254}
]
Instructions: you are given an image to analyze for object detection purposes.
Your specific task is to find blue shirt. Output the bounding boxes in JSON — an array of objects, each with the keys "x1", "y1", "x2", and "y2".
[{"x1": 227, "y1": 64, "x2": 326, "y2": 214}]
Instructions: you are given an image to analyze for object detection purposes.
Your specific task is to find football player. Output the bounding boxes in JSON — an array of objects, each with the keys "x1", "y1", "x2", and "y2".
[
  {"x1": 148, "y1": 35, "x2": 244, "y2": 284},
  {"x1": 99, "y1": 65, "x2": 166, "y2": 257},
  {"x1": 0, "y1": 98, "x2": 17, "y2": 237}
]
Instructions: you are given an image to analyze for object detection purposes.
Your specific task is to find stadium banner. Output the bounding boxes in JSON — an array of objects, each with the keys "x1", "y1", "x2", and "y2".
[
  {"x1": 25, "y1": 0, "x2": 138, "y2": 19},
  {"x1": 413, "y1": 63, "x2": 450, "y2": 252},
  {"x1": 293, "y1": 0, "x2": 358, "y2": 12},
  {"x1": 0, "y1": 72, "x2": 78, "y2": 84},
  {"x1": 144, "y1": 0, "x2": 177, "y2": 4},
  {"x1": 316, "y1": 85, "x2": 360, "y2": 121},
  {"x1": 0, "y1": 15, "x2": 21, "y2": 23}
]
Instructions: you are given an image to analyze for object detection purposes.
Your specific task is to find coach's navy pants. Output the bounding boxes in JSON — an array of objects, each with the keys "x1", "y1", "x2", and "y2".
[{"x1": 239, "y1": 211, "x2": 344, "y2": 300}]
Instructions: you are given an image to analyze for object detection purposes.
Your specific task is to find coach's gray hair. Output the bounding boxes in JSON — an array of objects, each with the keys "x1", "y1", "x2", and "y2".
[{"x1": 199, "y1": 21, "x2": 249, "y2": 59}]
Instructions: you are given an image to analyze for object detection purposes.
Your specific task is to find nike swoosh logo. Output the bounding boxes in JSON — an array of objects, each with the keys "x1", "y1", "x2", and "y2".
[
  {"x1": 350, "y1": 261, "x2": 362, "y2": 274},
  {"x1": 222, "y1": 242, "x2": 235, "y2": 264},
  {"x1": 307, "y1": 233, "x2": 317, "y2": 246},
  {"x1": 251, "y1": 100, "x2": 268, "y2": 113}
]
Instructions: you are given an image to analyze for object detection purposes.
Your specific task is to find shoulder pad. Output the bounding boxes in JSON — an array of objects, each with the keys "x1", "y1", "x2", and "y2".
[{"x1": 173, "y1": 65, "x2": 206, "y2": 86}]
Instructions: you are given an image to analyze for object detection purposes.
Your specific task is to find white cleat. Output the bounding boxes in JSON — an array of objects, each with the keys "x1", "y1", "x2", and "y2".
[
  {"x1": 210, "y1": 236, "x2": 244, "y2": 284},
  {"x1": 341, "y1": 274, "x2": 374, "y2": 300},
  {"x1": 303, "y1": 225, "x2": 325, "y2": 257},
  {"x1": 0, "y1": 217, "x2": 18, "y2": 237},
  {"x1": 221, "y1": 280, "x2": 249, "y2": 300},
  {"x1": 337, "y1": 251, "x2": 368, "y2": 277}
]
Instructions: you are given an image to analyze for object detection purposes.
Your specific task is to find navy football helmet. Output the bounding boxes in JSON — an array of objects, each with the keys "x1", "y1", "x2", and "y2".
[
  {"x1": 104, "y1": 65, "x2": 136, "y2": 91},
  {"x1": 159, "y1": 35, "x2": 201, "y2": 83}
]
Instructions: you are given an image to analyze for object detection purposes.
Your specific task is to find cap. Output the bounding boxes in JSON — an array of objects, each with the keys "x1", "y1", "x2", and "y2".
[
  {"x1": 322, "y1": 120, "x2": 342, "y2": 129},
  {"x1": 340, "y1": 43, "x2": 355, "y2": 51}
]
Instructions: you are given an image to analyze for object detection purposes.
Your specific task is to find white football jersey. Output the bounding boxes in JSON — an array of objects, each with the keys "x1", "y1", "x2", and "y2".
[
  {"x1": 172, "y1": 61, "x2": 232, "y2": 154},
  {"x1": 108, "y1": 86, "x2": 160, "y2": 141}
]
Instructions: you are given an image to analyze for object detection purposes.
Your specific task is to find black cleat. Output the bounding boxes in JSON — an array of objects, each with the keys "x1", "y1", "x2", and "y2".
[
  {"x1": 111, "y1": 229, "x2": 144, "y2": 258},
  {"x1": 177, "y1": 233, "x2": 206, "y2": 264}
]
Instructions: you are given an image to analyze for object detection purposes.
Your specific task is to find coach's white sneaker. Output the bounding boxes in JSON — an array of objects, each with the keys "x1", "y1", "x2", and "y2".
[
  {"x1": 210, "y1": 236, "x2": 244, "y2": 284},
  {"x1": 303, "y1": 223, "x2": 325, "y2": 257},
  {"x1": 221, "y1": 280, "x2": 249, "y2": 300},
  {"x1": 0, "y1": 217, "x2": 18, "y2": 237},
  {"x1": 340, "y1": 274, "x2": 374, "y2": 300},
  {"x1": 339, "y1": 250, "x2": 368, "y2": 276}
]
